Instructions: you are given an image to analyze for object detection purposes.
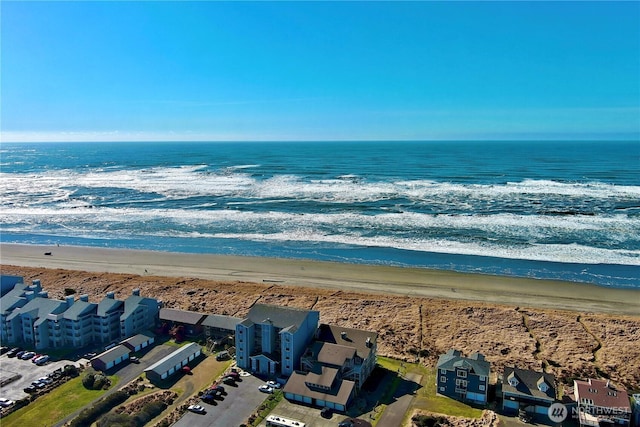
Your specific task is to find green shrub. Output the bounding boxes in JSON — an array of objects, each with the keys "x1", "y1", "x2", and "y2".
[
  {"x1": 69, "y1": 390, "x2": 129, "y2": 427},
  {"x1": 82, "y1": 372, "x2": 95, "y2": 389}
]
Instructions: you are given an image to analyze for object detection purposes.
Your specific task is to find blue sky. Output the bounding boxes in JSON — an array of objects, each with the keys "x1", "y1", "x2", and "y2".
[{"x1": 2, "y1": 1, "x2": 639, "y2": 142}]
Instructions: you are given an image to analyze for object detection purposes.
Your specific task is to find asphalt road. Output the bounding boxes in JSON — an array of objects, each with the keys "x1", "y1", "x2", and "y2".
[{"x1": 173, "y1": 374, "x2": 269, "y2": 427}]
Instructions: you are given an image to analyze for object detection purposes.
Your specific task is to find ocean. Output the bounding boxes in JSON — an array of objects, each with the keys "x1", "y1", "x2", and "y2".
[{"x1": 1, "y1": 140, "x2": 639, "y2": 288}]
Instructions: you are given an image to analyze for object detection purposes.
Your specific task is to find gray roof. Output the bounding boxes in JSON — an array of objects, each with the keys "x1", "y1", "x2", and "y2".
[
  {"x1": 145, "y1": 342, "x2": 201, "y2": 375},
  {"x1": 313, "y1": 342, "x2": 357, "y2": 367},
  {"x1": 6, "y1": 297, "x2": 68, "y2": 326},
  {"x1": 122, "y1": 295, "x2": 150, "y2": 318},
  {"x1": 0, "y1": 282, "x2": 29, "y2": 315},
  {"x1": 120, "y1": 332, "x2": 155, "y2": 348},
  {"x1": 243, "y1": 303, "x2": 317, "y2": 330},
  {"x1": 201, "y1": 314, "x2": 242, "y2": 331},
  {"x1": 63, "y1": 300, "x2": 97, "y2": 320},
  {"x1": 92, "y1": 345, "x2": 130, "y2": 364},
  {"x1": 316, "y1": 324, "x2": 377, "y2": 359},
  {"x1": 96, "y1": 296, "x2": 123, "y2": 316},
  {"x1": 284, "y1": 370, "x2": 355, "y2": 407},
  {"x1": 437, "y1": 349, "x2": 490, "y2": 377},
  {"x1": 159, "y1": 308, "x2": 206, "y2": 325},
  {"x1": 502, "y1": 367, "x2": 556, "y2": 402}
]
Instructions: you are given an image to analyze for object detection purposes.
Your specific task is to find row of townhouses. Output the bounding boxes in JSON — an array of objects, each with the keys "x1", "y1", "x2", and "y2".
[
  {"x1": 1, "y1": 278, "x2": 159, "y2": 350},
  {"x1": 437, "y1": 349, "x2": 633, "y2": 426}
]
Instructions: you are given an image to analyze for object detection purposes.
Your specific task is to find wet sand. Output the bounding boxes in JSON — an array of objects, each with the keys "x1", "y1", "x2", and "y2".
[{"x1": 1, "y1": 243, "x2": 638, "y2": 315}]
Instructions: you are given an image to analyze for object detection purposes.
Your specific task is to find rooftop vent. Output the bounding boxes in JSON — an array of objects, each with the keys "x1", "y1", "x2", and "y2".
[
  {"x1": 366, "y1": 337, "x2": 372, "y2": 347},
  {"x1": 341, "y1": 331, "x2": 347, "y2": 339},
  {"x1": 132, "y1": 288, "x2": 140, "y2": 296},
  {"x1": 106, "y1": 291, "x2": 115, "y2": 299}
]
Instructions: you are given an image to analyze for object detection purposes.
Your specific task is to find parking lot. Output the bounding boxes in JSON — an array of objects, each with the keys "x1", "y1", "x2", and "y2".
[
  {"x1": 173, "y1": 373, "x2": 271, "y2": 427},
  {"x1": 0, "y1": 352, "x2": 82, "y2": 402}
]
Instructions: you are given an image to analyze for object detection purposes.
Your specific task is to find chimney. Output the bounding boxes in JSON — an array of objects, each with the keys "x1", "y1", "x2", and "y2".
[
  {"x1": 80, "y1": 294, "x2": 89, "y2": 302},
  {"x1": 106, "y1": 291, "x2": 115, "y2": 299},
  {"x1": 66, "y1": 296, "x2": 74, "y2": 306},
  {"x1": 132, "y1": 288, "x2": 140, "y2": 296},
  {"x1": 38, "y1": 291, "x2": 49, "y2": 299},
  {"x1": 341, "y1": 331, "x2": 347, "y2": 340},
  {"x1": 25, "y1": 291, "x2": 35, "y2": 302},
  {"x1": 366, "y1": 337, "x2": 372, "y2": 348},
  {"x1": 32, "y1": 279, "x2": 42, "y2": 291}
]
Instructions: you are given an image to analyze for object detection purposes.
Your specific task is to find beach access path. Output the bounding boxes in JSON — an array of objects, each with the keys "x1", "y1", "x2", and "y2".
[{"x1": 1, "y1": 243, "x2": 638, "y2": 316}]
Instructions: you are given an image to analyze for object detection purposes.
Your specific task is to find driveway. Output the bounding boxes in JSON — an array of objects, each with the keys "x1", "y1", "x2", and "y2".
[{"x1": 173, "y1": 374, "x2": 268, "y2": 427}]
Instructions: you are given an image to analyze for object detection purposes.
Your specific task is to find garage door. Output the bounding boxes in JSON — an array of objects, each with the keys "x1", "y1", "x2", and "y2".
[
  {"x1": 303, "y1": 396, "x2": 312, "y2": 404},
  {"x1": 503, "y1": 400, "x2": 518, "y2": 410}
]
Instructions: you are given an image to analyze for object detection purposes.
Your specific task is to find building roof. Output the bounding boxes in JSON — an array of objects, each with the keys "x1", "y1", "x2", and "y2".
[
  {"x1": 284, "y1": 370, "x2": 355, "y2": 407},
  {"x1": 574, "y1": 379, "x2": 631, "y2": 412},
  {"x1": 243, "y1": 304, "x2": 318, "y2": 330},
  {"x1": 314, "y1": 342, "x2": 357, "y2": 367},
  {"x1": 96, "y1": 296, "x2": 123, "y2": 316},
  {"x1": 501, "y1": 367, "x2": 556, "y2": 402},
  {"x1": 201, "y1": 313, "x2": 242, "y2": 331},
  {"x1": 92, "y1": 344, "x2": 130, "y2": 364},
  {"x1": 159, "y1": 308, "x2": 206, "y2": 325},
  {"x1": 63, "y1": 300, "x2": 97, "y2": 320},
  {"x1": 306, "y1": 364, "x2": 339, "y2": 388},
  {"x1": 7, "y1": 297, "x2": 69, "y2": 326},
  {"x1": 120, "y1": 332, "x2": 155, "y2": 348},
  {"x1": 122, "y1": 294, "x2": 157, "y2": 318},
  {"x1": 316, "y1": 324, "x2": 377, "y2": 359},
  {"x1": 145, "y1": 342, "x2": 201, "y2": 375},
  {"x1": 437, "y1": 349, "x2": 490, "y2": 377},
  {"x1": 0, "y1": 282, "x2": 29, "y2": 315}
]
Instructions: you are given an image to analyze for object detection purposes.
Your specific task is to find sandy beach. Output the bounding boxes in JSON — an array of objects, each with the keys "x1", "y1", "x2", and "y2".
[
  {"x1": 1, "y1": 243, "x2": 638, "y2": 315},
  {"x1": 2, "y1": 243, "x2": 639, "y2": 389}
]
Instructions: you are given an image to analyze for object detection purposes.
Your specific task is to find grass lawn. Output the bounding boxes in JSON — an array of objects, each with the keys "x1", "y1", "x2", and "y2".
[
  {"x1": 377, "y1": 357, "x2": 484, "y2": 423},
  {"x1": 1, "y1": 375, "x2": 118, "y2": 427}
]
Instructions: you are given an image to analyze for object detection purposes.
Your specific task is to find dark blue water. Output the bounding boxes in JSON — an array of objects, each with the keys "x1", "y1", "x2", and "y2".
[{"x1": 1, "y1": 141, "x2": 639, "y2": 288}]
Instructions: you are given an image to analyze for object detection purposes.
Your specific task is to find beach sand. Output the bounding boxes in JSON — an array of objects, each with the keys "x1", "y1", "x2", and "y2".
[
  {"x1": 1, "y1": 243, "x2": 638, "y2": 315},
  {"x1": 2, "y1": 243, "x2": 639, "y2": 389}
]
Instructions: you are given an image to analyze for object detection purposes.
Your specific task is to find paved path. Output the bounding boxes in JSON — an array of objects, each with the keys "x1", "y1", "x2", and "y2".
[{"x1": 377, "y1": 373, "x2": 422, "y2": 427}]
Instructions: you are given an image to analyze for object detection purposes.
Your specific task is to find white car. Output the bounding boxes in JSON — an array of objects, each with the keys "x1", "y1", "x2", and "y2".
[
  {"x1": 34, "y1": 355, "x2": 49, "y2": 365},
  {"x1": 20, "y1": 351, "x2": 36, "y2": 360},
  {"x1": 0, "y1": 398, "x2": 15, "y2": 407},
  {"x1": 258, "y1": 384, "x2": 274, "y2": 394},
  {"x1": 187, "y1": 404, "x2": 205, "y2": 414},
  {"x1": 266, "y1": 380, "x2": 281, "y2": 389},
  {"x1": 37, "y1": 376, "x2": 53, "y2": 384}
]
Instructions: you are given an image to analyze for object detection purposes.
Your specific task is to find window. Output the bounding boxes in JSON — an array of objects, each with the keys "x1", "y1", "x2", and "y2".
[
  {"x1": 479, "y1": 385, "x2": 485, "y2": 391},
  {"x1": 440, "y1": 376, "x2": 447, "y2": 383},
  {"x1": 440, "y1": 369, "x2": 446, "y2": 375},
  {"x1": 439, "y1": 386, "x2": 445, "y2": 392},
  {"x1": 479, "y1": 375, "x2": 486, "y2": 382},
  {"x1": 457, "y1": 370, "x2": 467, "y2": 378}
]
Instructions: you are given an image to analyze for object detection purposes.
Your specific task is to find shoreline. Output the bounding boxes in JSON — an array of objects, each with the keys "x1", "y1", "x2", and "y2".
[{"x1": 1, "y1": 243, "x2": 639, "y2": 315}]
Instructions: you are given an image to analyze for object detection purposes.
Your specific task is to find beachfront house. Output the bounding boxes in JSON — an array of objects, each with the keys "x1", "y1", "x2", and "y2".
[
  {"x1": 283, "y1": 324, "x2": 377, "y2": 412},
  {"x1": 501, "y1": 367, "x2": 557, "y2": 421},
  {"x1": 235, "y1": 304, "x2": 320, "y2": 376},
  {"x1": 158, "y1": 308, "x2": 206, "y2": 339},
  {"x1": 574, "y1": 378, "x2": 631, "y2": 426},
  {"x1": 436, "y1": 349, "x2": 490, "y2": 404},
  {"x1": 202, "y1": 313, "x2": 241, "y2": 345}
]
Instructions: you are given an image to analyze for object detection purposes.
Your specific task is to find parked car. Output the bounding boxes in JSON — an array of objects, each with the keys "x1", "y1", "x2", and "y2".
[
  {"x1": 23, "y1": 385, "x2": 37, "y2": 393},
  {"x1": 222, "y1": 376, "x2": 235, "y2": 385},
  {"x1": 21, "y1": 351, "x2": 36, "y2": 360},
  {"x1": 338, "y1": 421, "x2": 355, "y2": 427},
  {"x1": 0, "y1": 398, "x2": 15, "y2": 407},
  {"x1": 34, "y1": 355, "x2": 50, "y2": 365},
  {"x1": 266, "y1": 380, "x2": 281, "y2": 389},
  {"x1": 37, "y1": 376, "x2": 53, "y2": 384},
  {"x1": 187, "y1": 404, "x2": 205, "y2": 414},
  {"x1": 32, "y1": 381, "x2": 46, "y2": 389},
  {"x1": 6, "y1": 347, "x2": 22, "y2": 357},
  {"x1": 226, "y1": 371, "x2": 240, "y2": 380},
  {"x1": 258, "y1": 384, "x2": 274, "y2": 394},
  {"x1": 15, "y1": 350, "x2": 26, "y2": 359},
  {"x1": 0, "y1": 346, "x2": 9, "y2": 355},
  {"x1": 129, "y1": 356, "x2": 139, "y2": 363},
  {"x1": 31, "y1": 353, "x2": 44, "y2": 362},
  {"x1": 208, "y1": 385, "x2": 225, "y2": 396}
]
